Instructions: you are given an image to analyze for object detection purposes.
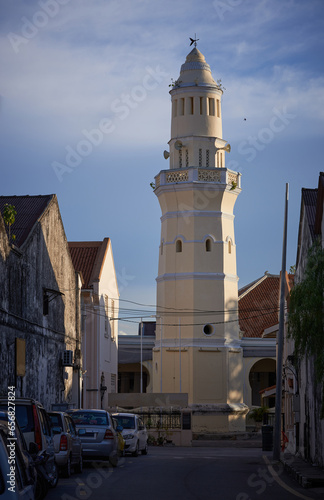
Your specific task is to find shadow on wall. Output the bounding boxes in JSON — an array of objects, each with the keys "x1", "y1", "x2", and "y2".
[{"x1": 0, "y1": 205, "x2": 77, "y2": 410}]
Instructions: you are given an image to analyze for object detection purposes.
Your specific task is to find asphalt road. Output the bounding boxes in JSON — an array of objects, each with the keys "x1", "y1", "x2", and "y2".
[{"x1": 46, "y1": 447, "x2": 324, "y2": 500}]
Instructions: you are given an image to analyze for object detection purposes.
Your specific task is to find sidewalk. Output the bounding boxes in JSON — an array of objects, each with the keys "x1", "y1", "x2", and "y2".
[{"x1": 282, "y1": 453, "x2": 324, "y2": 488}]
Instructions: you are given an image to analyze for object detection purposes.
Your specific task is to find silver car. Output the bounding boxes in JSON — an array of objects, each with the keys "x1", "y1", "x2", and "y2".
[
  {"x1": 68, "y1": 409, "x2": 119, "y2": 467},
  {"x1": 48, "y1": 411, "x2": 83, "y2": 477},
  {"x1": 0, "y1": 411, "x2": 36, "y2": 500},
  {"x1": 112, "y1": 413, "x2": 148, "y2": 456}
]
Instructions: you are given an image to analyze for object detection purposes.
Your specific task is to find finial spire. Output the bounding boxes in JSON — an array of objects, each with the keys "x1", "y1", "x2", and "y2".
[{"x1": 189, "y1": 34, "x2": 199, "y2": 47}]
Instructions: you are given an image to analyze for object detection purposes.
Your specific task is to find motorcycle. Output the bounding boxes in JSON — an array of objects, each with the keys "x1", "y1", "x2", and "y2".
[{"x1": 29, "y1": 443, "x2": 59, "y2": 500}]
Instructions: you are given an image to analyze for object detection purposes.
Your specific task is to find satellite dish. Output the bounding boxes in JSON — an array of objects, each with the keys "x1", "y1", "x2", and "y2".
[
  {"x1": 175, "y1": 140, "x2": 183, "y2": 150},
  {"x1": 163, "y1": 150, "x2": 170, "y2": 159}
]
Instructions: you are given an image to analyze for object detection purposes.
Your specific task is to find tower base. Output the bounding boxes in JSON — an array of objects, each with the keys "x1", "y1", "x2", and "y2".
[{"x1": 191, "y1": 403, "x2": 249, "y2": 435}]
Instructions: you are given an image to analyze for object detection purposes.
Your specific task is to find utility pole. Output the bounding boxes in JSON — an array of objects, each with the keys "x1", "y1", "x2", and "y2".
[
  {"x1": 140, "y1": 318, "x2": 143, "y2": 394},
  {"x1": 160, "y1": 318, "x2": 163, "y2": 392},
  {"x1": 179, "y1": 318, "x2": 181, "y2": 393},
  {"x1": 273, "y1": 183, "x2": 289, "y2": 461}
]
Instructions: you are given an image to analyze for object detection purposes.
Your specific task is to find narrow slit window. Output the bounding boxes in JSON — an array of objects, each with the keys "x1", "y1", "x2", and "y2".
[
  {"x1": 185, "y1": 149, "x2": 189, "y2": 167},
  {"x1": 176, "y1": 240, "x2": 182, "y2": 253},
  {"x1": 199, "y1": 148, "x2": 202, "y2": 167},
  {"x1": 228, "y1": 240, "x2": 232, "y2": 254},
  {"x1": 161, "y1": 241, "x2": 163, "y2": 255},
  {"x1": 206, "y1": 149, "x2": 210, "y2": 167},
  {"x1": 200, "y1": 97, "x2": 203, "y2": 115},
  {"x1": 179, "y1": 98, "x2": 184, "y2": 116},
  {"x1": 206, "y1": 239, "x2": 211, "y2": 252},
  {"x1": 173, "y1": 99, "x2": 177, "y2": 118},
  {"x1": 179, "y1": 149, "x2": 182, "y2": 168},
  {"x1": 189, "y1": 97, "x2": 194, "y2": 115},
  {"x1": 216, "y1": 99, "x2": 220, "y2": 117},
  {"x1": 208, "y1": 98, "x2": 215, "y2": 116}
]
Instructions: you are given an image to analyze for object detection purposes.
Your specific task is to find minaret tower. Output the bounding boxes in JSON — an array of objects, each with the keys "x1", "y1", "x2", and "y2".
[{"x1": 153, "y1": 45, "x2": 247, "y2": 432}]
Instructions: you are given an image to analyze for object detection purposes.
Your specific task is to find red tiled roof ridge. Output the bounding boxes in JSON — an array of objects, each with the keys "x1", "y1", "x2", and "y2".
[
  {"x1": 68, "y1": 238, "x2": 110, "y2": 289},
  {"x1": 68, "y1": 241, "x2": 102, "y2": 247},
  {"x1": 238, "y1": 274, "x2": 281, "y2": 338},
  {"x1": 238, "y1": 273, "x2": 279, "y2": 300}
]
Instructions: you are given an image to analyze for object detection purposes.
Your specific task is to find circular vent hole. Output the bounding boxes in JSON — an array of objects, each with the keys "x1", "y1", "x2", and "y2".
[{"x1": 203, "y1": 324, "x2": 214, "y2": 336}]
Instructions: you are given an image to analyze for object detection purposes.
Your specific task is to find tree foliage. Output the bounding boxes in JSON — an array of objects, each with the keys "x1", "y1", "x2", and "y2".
[
  {"x1": 2, "y1": 204, "x2": 17, "y2": 242},
  {"x1": 288, "y1": 239, "x2": 324, "y2": 385}
]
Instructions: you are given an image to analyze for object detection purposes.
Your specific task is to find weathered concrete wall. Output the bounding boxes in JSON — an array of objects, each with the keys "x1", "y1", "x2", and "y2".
[
  {"x1": 0, "y1": 214, "x2": 10, "y2": 311},
  {"x1": 0, "y1": 197, "x2": 81, "y2": 411},
  {"x1": 108, "y1": 392, "x2": 188, "y2": 409},
  {"x1": 293, "y1": 196, "x2": 324, "y2": 467}
]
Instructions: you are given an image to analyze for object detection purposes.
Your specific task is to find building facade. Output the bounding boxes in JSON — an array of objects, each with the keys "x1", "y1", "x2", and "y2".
[
  {"x1": 0, "y1": 195, "x2": 81, "y2": 410},
  {"x1": 152, "y1": 46, "x2": 247, "y2": 432},
  {"x1": 69, "y1": 238, "x2": 119, "y2": 410},
  {"x1": 284, "y1": 173, "x2": 324, "y2": 466}
]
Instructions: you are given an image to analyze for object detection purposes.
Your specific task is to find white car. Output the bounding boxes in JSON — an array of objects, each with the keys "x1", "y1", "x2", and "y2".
[{"x1": 112, "y1": 413, "x2": 148, "y2": 456}]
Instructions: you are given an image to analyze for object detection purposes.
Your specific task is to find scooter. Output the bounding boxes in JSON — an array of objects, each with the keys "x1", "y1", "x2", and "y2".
[{"x1": 29, "y1": 443, "x2": 58, "y2": 500}]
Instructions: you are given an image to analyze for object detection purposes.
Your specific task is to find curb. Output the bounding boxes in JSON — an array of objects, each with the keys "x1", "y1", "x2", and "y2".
[{"x1": 282, "y1": 454, "x2": 324, "y2": 488}]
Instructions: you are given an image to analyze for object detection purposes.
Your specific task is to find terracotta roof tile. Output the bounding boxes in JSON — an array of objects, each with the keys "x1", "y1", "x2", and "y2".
[
  {"x1": 0, "y1": 195, "x2": 54, "y2": 247},
  {"x1": 68, "y1": 242, "x2": 101, "y2": 289},
  {"x1": 238, "y1": 275, "x2": 280, "y2": 338},
  {"x1": 68, "y1": 239, "x2": 110, "y2": 290}
]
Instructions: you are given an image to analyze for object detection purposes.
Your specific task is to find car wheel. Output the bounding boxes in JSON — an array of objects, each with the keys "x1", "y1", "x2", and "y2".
[
  {"x1": 49, "y1": 461, "x2": 59, "y2": 488},
  {"x1": 142, "y1": 443, "x2": 148, "y2": 455},
  {"x1": 75, "y1": 453, "x2": 83, "y2": 474},
  {"x1": 132, "y1": 442, "x2": 139, "y2": 457},
  {"x1": 63, "y1": 455, "x2": 71, "y2": 478},
  {"x1": 109, "y1": 452, "x2": 119, "y2": 468},
  {"x1": 35, "y1": 475, "x2": 48, "y2": 500}
]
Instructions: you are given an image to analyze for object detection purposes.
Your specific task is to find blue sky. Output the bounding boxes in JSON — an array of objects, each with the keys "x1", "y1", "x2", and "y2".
[{"x1": 1, "y1": 0, "x2": 324, "y2": 334}]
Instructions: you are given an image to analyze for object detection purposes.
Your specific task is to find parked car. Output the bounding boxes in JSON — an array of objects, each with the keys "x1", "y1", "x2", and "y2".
[
  {"x1": 112, "y1": 413, "x2": 148, "y2": 456},
  {"x1": 48, "y1": 411, "x2": 83, "y2": 477},
  {"x1": 0, "y1": 398, "x2": 58, "y2": 491},
  {"x1": 0, "y1": 411, "x2": 36, "y2": 499},
  {"x1": 67, "y1": 409, "x2": 119, "y2": 466}
]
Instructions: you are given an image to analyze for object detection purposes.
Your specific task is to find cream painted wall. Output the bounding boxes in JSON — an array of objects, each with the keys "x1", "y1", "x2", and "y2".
[{"x1": 82, "y1": 241, "x2": 119, "y2": 410}]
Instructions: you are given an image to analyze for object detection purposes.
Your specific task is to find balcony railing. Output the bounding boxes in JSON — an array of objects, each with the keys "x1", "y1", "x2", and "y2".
[{"x1": 155, "y1": 167, "x2": 241, "y2": 189}]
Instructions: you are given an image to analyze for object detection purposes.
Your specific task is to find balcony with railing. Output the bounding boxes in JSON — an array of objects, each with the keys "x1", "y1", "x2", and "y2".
[{"x1": 155, "y1": 167, "x2": 241, "y2": 190}]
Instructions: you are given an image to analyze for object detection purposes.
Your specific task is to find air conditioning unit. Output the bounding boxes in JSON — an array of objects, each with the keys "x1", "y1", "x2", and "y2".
[{"x1": 62, "y1": 350, "x2": 74, "y2": 367}]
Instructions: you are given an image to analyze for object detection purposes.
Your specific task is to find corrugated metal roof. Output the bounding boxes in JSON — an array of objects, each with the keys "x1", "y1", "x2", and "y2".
[
  {"x1": 68, "y1": 242, "x2": 101, "y2": 289},
  {"x1": 0, "y1": 195, "x2": 54, "y2": 247}
]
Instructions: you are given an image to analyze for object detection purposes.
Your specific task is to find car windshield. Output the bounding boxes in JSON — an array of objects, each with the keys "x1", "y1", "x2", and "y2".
[
  {"x1": 48, "y1": 413, "x2": 63, "y2": 428},
  {"x1": 0, "y1": 404, "x2": 33, "y2": 433},
  {"x1": 115, "y1": 416, "x2": 135, "y2": 429},
  {"x1": 69, "y1": 411, "x2": 108, "y2": 426}
]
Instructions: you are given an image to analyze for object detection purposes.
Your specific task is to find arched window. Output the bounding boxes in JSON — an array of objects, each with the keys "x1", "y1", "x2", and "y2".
[
  {"x1": 176, "y1": 240, "x2": 182, "y2": 253},
  {"x1": 228, "y1": 240, "x2": 232, "y2": 254},
  {"x1": 205, "y1": 239, "x2": 211, "y2": 252}
]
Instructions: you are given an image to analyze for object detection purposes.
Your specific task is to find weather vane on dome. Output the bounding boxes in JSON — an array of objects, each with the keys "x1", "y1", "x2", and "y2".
[{"x1": 189, "y1": 34, "x2": 199, "y2": 47}]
